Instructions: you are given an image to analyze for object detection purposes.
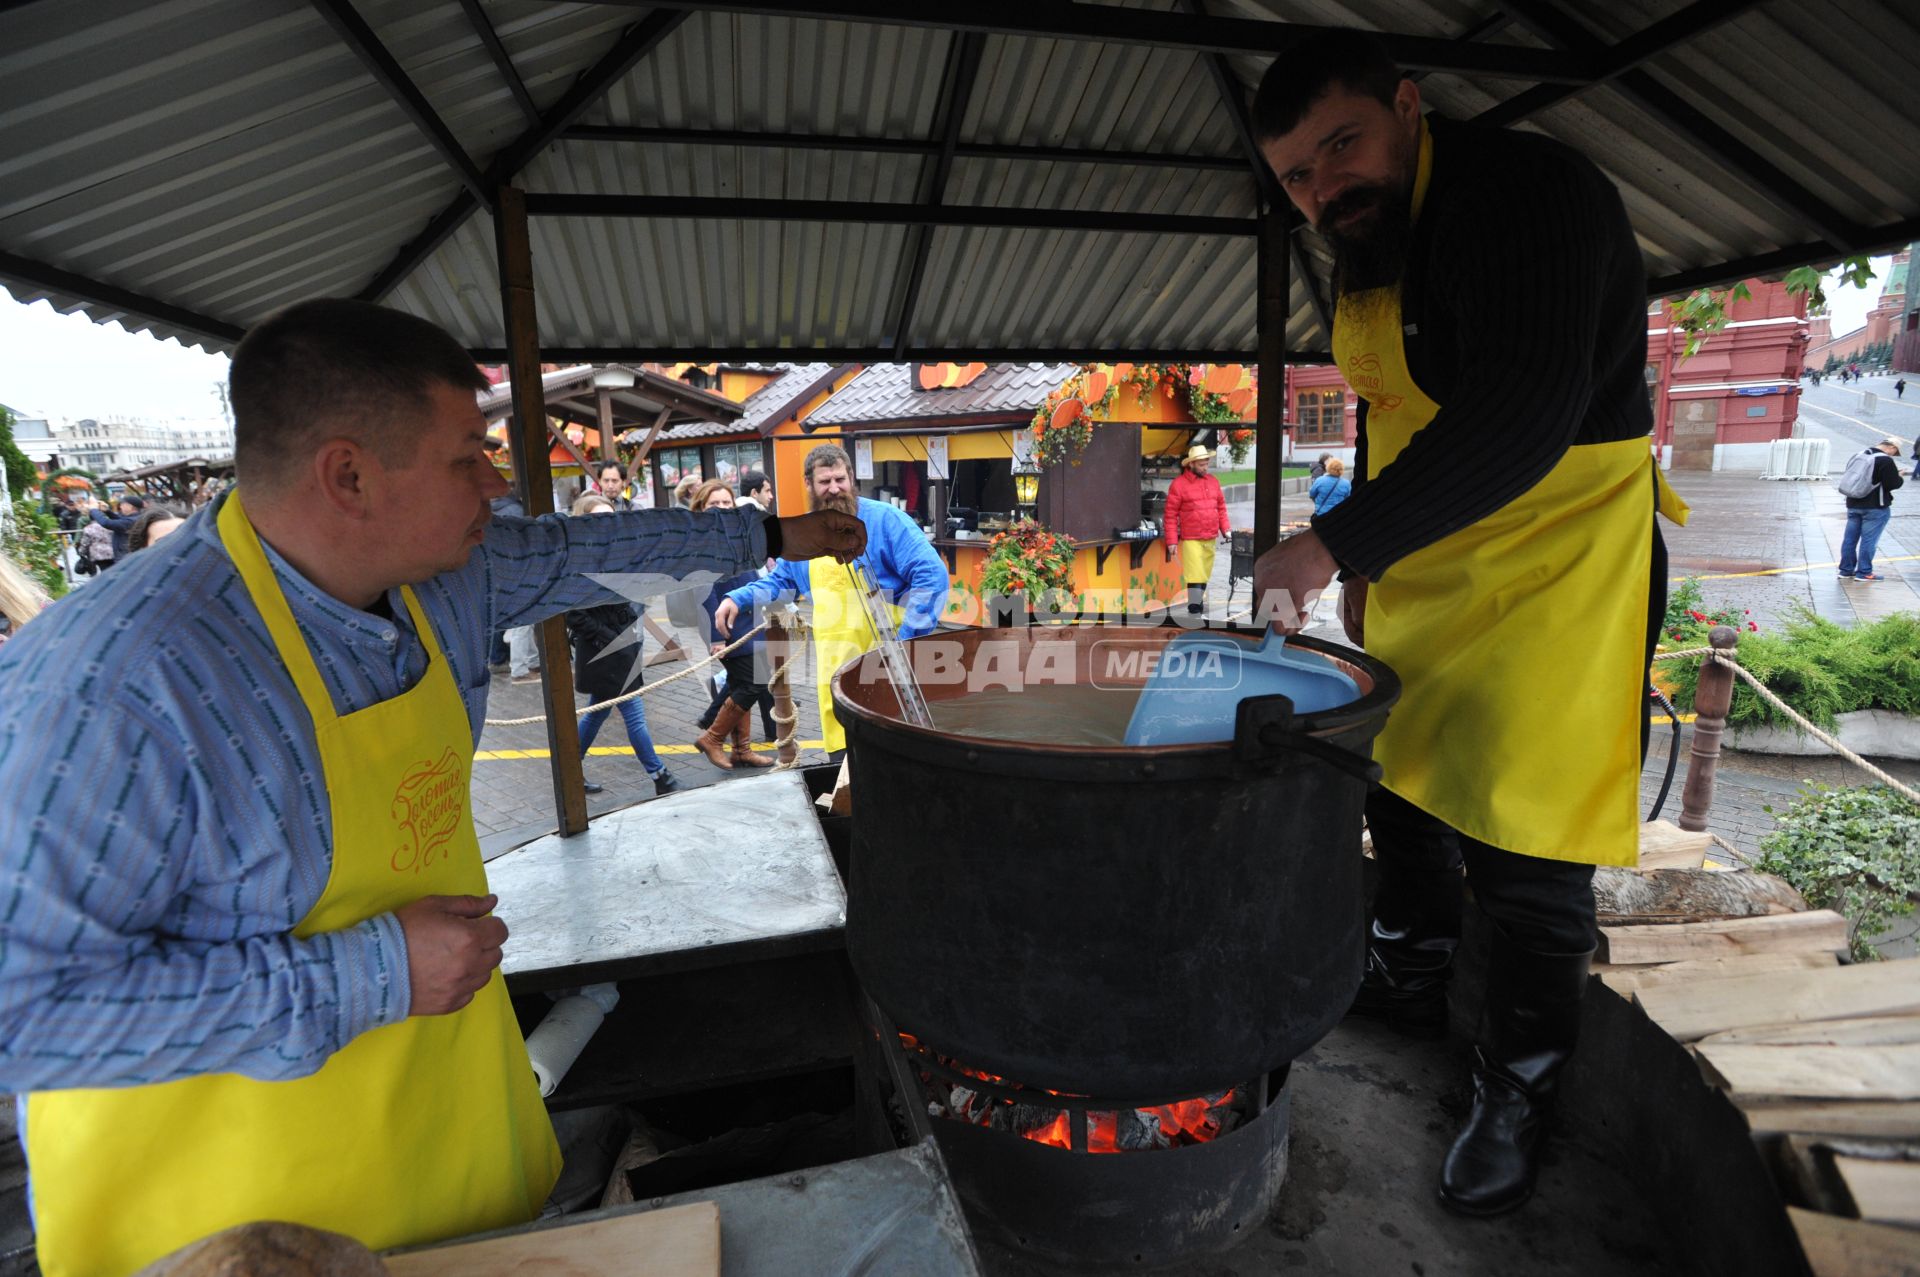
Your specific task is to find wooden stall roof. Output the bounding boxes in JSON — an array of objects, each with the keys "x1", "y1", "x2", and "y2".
[{"x1": 2, "y1": 1, "x2": 1916, "y2": 363}]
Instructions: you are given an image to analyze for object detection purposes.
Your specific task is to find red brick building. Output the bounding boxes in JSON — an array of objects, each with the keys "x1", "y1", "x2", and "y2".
[{"x1": 1281, "y1": 278, "x2": 1810, "y2": 472}]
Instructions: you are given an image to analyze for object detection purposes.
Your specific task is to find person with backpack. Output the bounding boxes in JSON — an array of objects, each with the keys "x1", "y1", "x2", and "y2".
[{"x1": 1837, "y1": 438, "x2": 1905, "y2": 581}]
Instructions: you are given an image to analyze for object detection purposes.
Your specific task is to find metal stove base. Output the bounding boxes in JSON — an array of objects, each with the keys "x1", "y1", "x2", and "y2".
[{"x1": 929, "y1": 1070, "x2": 1291, "y2": 1270}]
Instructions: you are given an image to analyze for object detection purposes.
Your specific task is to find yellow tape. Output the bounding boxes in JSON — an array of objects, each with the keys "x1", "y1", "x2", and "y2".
[{"x1": 476, "y1": 742, "x2": 827, "y2": 761}]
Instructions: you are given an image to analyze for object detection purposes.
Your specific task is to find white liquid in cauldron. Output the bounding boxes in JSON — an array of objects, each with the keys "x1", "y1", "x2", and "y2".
[{"x1": 927, "y1": 683, "x2": 1144, "y2": 747}]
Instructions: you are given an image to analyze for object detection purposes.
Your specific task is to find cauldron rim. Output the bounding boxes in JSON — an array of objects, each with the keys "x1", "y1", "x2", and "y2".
[{"x1": 832, "y1": 622, "x2": 1400, "y2": 761}]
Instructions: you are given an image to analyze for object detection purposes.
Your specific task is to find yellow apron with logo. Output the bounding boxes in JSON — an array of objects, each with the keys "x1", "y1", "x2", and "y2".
[
  {"x1": 1335, "y1": 122, "x2": 1688, "y2": 868},
  {"x1": 27, "y1": 494, "x2": 560, "y2": 1276},
  {"x1": 809, "y1": 556, "x2": 901, "y2": 755}
]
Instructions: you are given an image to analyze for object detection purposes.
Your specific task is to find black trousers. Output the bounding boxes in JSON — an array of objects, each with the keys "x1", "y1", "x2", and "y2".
[
  {"x1": 1367, "y1": 786, "x2": 1597, "y2": 955},
  {"x1": 1365, "y1": 516, "x2": 1668, "y2": 957}
]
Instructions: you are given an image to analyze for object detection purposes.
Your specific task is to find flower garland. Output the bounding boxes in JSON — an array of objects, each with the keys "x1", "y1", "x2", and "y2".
[
  {"x1": 1029, "y1": 363, "x2": 1258, "y2": 469},
  {"x1": 978, "y1": 519, "x2": 1077, "y2": 608}
]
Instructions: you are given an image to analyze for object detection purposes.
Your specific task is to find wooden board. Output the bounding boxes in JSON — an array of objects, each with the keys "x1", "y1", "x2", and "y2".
[
  {"x1": 1637, "y1": 820, "x2": 1713, "y2": 870},
  {"x1": 1744, "y1": 1102, "x2": 1920, "y2": 1139},
  {"x1": 1789, "y1": 1206, "x2": 1920, "y2": 1277},
  {"x1": 385, "y1": 1201, "x2": 719, "y2": 1276},
  {"x1": 1834, "y1": 1156, "x2": 1920, "y2": 1228},
  {"x1": 1703, "y1": 1017, "x2": 1920, "y2": 1048},
  {"x1": 1635, "y1": 957, "x2": 1920, "y2": 1043},
  {"x1": 1599, "y1": 909, "x2": 1850, "y2": 965},
  {"x1": 1593, "y1": 865, "x2": 1805, "y2": 923},
  {"x1": 1595, "y1": 951, "x2": 1838, "y2": 995},
  {"x1": 1697, "y1": 1043, "x2": 1920, "y2": 1103}
]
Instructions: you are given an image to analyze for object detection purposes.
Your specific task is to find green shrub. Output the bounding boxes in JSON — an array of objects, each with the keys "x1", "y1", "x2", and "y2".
[
  {"x1": 3, "y1": 498, "x2": 66, "y2": 602},
  {"x1": 1663, "y1": 603, "x2": 1920, "y2": 731},
  {"x1": 1756, "y1": 785, "x2": 1920, "y2": 961}
]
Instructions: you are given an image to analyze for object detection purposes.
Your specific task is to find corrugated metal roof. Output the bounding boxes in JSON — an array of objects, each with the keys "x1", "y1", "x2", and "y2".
[
  {"x1": 807, "y1": 362, "x2": 1079, "y2": 426},
  {"x1": 2, "y1": 0, "x2": 1916, "y2": 360},
  {"x1": 651, "y1": 360, "x2": 843, "y2": 441}
]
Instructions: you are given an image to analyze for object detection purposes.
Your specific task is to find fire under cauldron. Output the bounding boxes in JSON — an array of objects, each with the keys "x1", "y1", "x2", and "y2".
[{"x1": 836, "y1": 623, "x2": 1399, "y2": 1267}]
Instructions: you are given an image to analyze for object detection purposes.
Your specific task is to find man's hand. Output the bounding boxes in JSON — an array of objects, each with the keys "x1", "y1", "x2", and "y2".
[
  {"x1": 1252, "y1": 530, "x2": 1338, "y2": 636},
  {"x1": 1340, "y1": 576, "x2": 1368, "y2": 646},
  {"x1": 777, "y1": 510, "x2": 866, "y2": 563},
  {"x1": 713, "y1": 597, "x2": 740, "y2": 640},
  {"x1": 396, "y1": 894, "x2": 507, "y2": 1016}
]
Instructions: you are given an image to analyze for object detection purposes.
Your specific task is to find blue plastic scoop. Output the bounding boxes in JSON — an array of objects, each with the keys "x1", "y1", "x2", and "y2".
[{"x1": 1123, "y1": 630, "x2": 1360, "y2": 746}]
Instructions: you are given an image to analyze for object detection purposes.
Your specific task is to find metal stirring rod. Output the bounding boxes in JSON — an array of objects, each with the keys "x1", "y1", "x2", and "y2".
[{"x1": 845, "y1": 560, "x2": 933, "y2": 728}]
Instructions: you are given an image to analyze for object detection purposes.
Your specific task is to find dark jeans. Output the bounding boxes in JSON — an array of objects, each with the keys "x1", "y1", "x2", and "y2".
[
  {"x1": 1367, "y1": 787, "x2": 1598, "y2": 955},
  {"x1": 1839, "y1": 506, "x2": 1892, "y2": 577}
]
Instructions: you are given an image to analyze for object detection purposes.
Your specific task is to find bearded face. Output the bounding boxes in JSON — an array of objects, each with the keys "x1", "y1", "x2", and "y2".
[
  {"x1": 1256, "y1": 82, "x2": 1425, "y2": 298},
  {"x1": 808, "y1": 464, "x2": 858, "y2": 516},
  {"x1": 1323, "y1": 164, "x2": 1416, "y2": 296}
]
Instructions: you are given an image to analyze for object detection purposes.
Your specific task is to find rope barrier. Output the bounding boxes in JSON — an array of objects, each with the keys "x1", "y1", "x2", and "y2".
[
  {"x1": 1652, "y1": 645, "x2": 1920, "y2": 807},
  {"x1": 486, "y1": 616, "x2": 817, "y2": 772}
]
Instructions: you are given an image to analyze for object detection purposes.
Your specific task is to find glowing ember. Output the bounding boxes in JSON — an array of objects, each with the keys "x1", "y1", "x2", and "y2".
[{"x1": 900, "y1": 1034, "x2": 1239, "y2": 1153}]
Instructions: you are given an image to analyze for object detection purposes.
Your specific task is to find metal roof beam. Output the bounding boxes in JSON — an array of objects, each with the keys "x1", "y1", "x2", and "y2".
[
  {"x1": 456, "y1": 0, "x2": 540, "y2": 128},
  {"x1": 1179, "y1": 0, "x2": 1333, "y2": 340},
  {"x1": 307, "y1": 0, "x2": 491, "y2": 204},
  {"x1": 890, "y1": 32, "x2": 988, "y2": 360},
  {"x1": 1476, "y1": 0, "x2": 1764, "y2": 128},
  {"x1": 467, "y1": 345, "x2": 1328, "y2": 363},
  {"x1": 525, "y1": 194, "x2": 1257, "y2": 237},
  {"x1": 0, "y1": 251, "x2": 247, "y2": 347},
  {"x1": 562, "y1": 124, "x2": 1247, "y2": 170},
  {"x1": 361, "y1": 9, "x2": 690, "y2": 302},
  {"x1": 1498, "y1": 0, "x2": 1864, "y2": 251},
  {"x1": 1645, "y1": 214, "x2": 1920, "y2": 298},
  {"x1": 609, "y1": 0, "x2": 1598, "y2": 82}
]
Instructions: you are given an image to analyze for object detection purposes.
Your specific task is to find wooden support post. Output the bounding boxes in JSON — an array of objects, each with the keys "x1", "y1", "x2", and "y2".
[
  {"x1": 495, "y1": 184, "x2": 588, "y2": 837},
  {"x1": 1253, "y1": 200, "x2": 1290, "y2": 558},
  {"x1": 596, "y1": 386, "x2": 616, "y2": 463},
  {"x1": 766, "y1": 613, "x2": 801, "y2": 765},
  {"x1": 1678, "y1": 624, "x2": 1739, "y2": 834}
]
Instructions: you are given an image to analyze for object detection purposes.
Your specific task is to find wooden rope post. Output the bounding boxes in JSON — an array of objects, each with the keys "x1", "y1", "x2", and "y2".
[
  {"x1": 766, "y1": 612, "x2": 800, "y2": 765},
  {"x1": 1678, "y1": 624, "x2": 1739, "y2": 833}
]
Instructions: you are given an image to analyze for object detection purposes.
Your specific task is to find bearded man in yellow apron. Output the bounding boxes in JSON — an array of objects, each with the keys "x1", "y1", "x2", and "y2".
[
  {"x1": 713, "y1": 443, "x2": 951, "y2": 764},
  {"x1": 0, "y1": 300, "x2": 862, "y2": 1275},
  {"x1": 1249, "y1": 33, "x2": 1688, "y2": 1217}
]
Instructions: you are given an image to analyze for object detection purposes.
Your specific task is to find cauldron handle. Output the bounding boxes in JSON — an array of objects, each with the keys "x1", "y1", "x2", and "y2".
[{"x1": 1233, "y1": 695, "x2": 1384, "y2": 784}]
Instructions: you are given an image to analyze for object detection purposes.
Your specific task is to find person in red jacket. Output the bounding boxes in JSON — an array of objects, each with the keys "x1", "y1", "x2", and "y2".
[{"x1": 1163, "y1": 444, "x2": 1232, "y2": 616}]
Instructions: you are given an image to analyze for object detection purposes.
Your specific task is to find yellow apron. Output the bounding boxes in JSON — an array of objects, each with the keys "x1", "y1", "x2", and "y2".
[
  {"x1": 1179, "y1": 539, "x2": 1218, "y2": 587},
  {"x1": 1334, "y1": 121, "x2": 1688, "y2": 867},
  {"x1": 810, "y1": 556, "x2": 901, "y2": 755},
  {"x1": 27, "y1": 494, "x2": 560, "y2": 1276}
]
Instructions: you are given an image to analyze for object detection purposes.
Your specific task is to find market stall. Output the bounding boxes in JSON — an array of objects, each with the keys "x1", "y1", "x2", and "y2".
[{"x1": 796, "y1": 361, "x2": 1255, "y2": 623}]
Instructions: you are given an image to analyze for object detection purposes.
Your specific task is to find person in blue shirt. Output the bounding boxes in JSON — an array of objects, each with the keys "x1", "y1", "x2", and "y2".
[
  {"x1": 1309, "y1": 457, "x2": 1352, "y2": 516},
  {"x1": 713, "y1": 443, "x2": 949, "y2": 763},
  {"x1": 0, "y1": 298, "x2": 864, "y2": 1272}
]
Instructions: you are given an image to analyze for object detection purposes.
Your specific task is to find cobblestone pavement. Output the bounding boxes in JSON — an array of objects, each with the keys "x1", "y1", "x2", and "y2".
[{"x1": 472, "y1": 624, "x2": 833, "y2": 847}]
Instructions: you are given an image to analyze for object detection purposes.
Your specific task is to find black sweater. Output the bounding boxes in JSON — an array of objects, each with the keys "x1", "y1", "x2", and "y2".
[{"x1": 1312, "y1": 116, "x2": 1653, "y2": 581}]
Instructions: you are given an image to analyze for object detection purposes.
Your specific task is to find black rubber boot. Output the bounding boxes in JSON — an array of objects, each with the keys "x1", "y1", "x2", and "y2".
[
  {"x1": 1346, "y1": 914, "x2": 1458, "y2": 1036},
  {"x1": 1439, "y1": 932, "x2": 1593, "y2": 1217}
]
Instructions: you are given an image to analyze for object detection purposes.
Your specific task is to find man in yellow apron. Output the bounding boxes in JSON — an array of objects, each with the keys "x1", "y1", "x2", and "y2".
[
  {"x1": 713, "y1": 444, "x2": 951, "y2": 763},
  {"x1": 1249, "y1": 33, "x2": 1688, "y2": 1216},
  {"x1": 0, "y1": 300, "x2": 862, "y2": 1275}
]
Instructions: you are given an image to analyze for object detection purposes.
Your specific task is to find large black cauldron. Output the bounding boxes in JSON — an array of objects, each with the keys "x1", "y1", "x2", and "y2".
[{"x1": 837, "y1": 623, "x2": 1398, "y2": 1098}]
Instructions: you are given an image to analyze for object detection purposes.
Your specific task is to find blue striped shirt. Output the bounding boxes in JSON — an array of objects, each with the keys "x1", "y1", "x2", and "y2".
[{"x1": 0, "y1": 491, "x2": 767, "y2": 1091}]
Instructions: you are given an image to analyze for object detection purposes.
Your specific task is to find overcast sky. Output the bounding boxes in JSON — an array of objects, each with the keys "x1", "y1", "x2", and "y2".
[{"x1": 0, "y1": 254, "x2": 1901, "y2": 421}]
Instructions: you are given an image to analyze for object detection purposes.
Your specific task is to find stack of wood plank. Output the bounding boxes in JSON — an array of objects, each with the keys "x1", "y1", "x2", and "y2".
[{"x1": 1598, "y1": 823, "x2": 1920, "y2": 1275}]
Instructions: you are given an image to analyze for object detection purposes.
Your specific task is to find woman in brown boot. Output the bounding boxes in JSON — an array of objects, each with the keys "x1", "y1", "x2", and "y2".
[{"x1": 690, "y1": 481, "x2": 776, "y2": 771}]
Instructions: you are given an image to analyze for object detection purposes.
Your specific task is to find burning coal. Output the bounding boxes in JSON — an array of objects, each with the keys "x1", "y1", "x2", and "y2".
[{"x1": 901, "y1": 1035, "x2": 1240, "y2": 1154}]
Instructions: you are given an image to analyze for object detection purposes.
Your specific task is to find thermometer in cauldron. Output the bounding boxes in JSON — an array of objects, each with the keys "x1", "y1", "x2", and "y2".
[{"x1": 845, "y1": 560, "x2": 934, "y2": 729}]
